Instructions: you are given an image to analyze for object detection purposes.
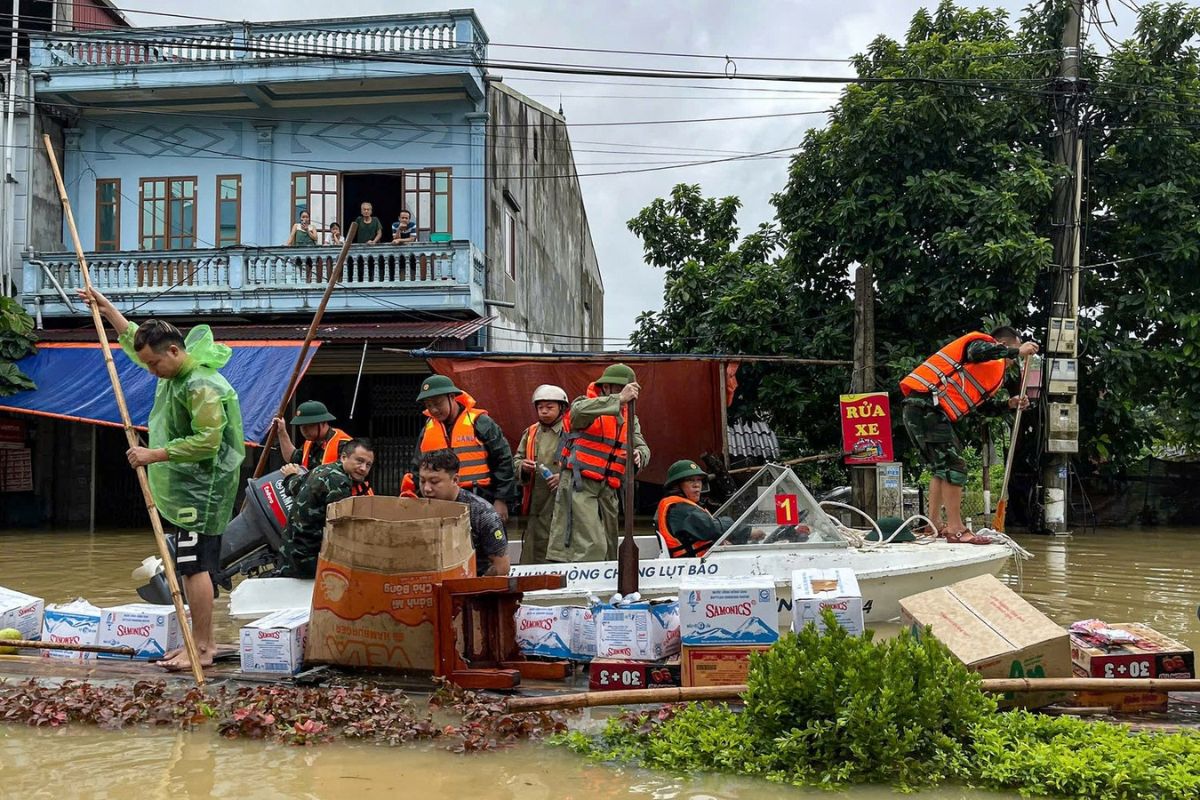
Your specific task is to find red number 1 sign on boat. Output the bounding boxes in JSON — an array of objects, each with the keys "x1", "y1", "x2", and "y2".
[{"x1": 839, "y1": 393, "x2": 894, "y2": 465}]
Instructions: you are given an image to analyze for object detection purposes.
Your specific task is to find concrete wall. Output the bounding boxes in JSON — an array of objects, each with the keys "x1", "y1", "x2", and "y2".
[
  {"x1": 59, "y1": 100, "x2": 483, "y2": 253},
  {"x1": 484, "y1": 81, "x2": 603, "y2": 352}
]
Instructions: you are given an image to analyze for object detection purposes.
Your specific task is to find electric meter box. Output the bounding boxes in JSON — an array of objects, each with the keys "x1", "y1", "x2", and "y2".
[
  {"x1": 1047, "y1": 358, "x2": 1078, "y2": 395},
  {"x1": 1047, "y1": 403, "x2": 1079, "y2": 454},
  {"x1": 1048, "y1": 318, "x2": 1078, "y2": 356},
  {"x1": 875, "y1": 462, "x2": 904, "y2": 519}
]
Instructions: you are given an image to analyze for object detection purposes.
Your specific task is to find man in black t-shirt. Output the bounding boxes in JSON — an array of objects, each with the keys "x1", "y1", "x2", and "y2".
[{"x1": 417, "y1": 449, "x2": 510, "y2": 576}]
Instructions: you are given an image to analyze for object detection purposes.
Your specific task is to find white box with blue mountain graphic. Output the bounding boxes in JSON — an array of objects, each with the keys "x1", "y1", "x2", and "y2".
[
  {"x1": 515, "y1": 605, "x2": 576, "y2": 659},
  {"x1": 680, "y1": 577, "x2": 779, "y2": 645},
  {"x1": 594, "y1": 600, "x2": 680, "y2": 661}
]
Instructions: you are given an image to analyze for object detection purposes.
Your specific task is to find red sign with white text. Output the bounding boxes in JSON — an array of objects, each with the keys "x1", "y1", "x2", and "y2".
[{"x1": 839, "y1": 393, "x2": 894, "y2": 464}]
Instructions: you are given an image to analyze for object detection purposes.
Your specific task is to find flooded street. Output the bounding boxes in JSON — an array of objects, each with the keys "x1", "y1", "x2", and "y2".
[{"x1": 0, "y1": 527, "x2": 1196, "y2": 798}]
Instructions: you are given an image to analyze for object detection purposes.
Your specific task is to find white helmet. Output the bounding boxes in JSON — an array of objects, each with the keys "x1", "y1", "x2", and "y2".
[{"x1": 532, "y1": 384, "x2": 569, "y2": 404}]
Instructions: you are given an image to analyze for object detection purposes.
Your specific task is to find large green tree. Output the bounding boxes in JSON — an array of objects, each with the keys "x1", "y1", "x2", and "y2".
[{"x1": 630, "y1": 1, "x2": 1200, "y2": 471}]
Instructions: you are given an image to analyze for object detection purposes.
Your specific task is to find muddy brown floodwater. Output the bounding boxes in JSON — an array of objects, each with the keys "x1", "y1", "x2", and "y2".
[{"x1": 0, "y1": 527, "x2": 1197, "y2": 799}]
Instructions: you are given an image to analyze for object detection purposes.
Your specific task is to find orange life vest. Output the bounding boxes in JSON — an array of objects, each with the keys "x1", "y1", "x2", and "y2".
[
  {"x1": 520, "y1": 421, "x2": 561, "y2": 515},
  {"x1": 299, "y1": 427, "x2": 351, "y2": 470},
  {"x1": 900, "y1": 332, "x2": 1007, "y2": 423},
  {"x1": 351, "y1": 480, "x2": 374, "y2": 497},
  {"x1": 560, "y1": 383, "x2": 628, "y2": 490},
  {"x1": 418, "y1": 392, "x2": 492, "y2": 490},
  {"x1": 656, "y1": 496, "x2": 715, "y2": 559}
]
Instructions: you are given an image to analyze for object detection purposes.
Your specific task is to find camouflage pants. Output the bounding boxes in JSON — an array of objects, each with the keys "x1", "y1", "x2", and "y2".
[{"x1": 902, "y1": 401, "x2": 968, "y2": 487}]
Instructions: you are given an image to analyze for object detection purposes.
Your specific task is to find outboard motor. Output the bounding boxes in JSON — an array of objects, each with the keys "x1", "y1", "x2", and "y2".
[{"x1": 135, "y1": 467, "x2": 304, "y2": 604}]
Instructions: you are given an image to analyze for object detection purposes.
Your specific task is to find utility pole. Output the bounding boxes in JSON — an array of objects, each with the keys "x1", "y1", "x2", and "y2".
[
  {"x1": 1040, "y1": 0, "x2": 1087, "y2": 534},
  {"x1": 850, "y1": 263, "x2": 876, "y2": 517}
]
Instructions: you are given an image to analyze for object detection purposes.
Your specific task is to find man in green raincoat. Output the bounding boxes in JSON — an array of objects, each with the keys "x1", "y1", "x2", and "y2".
[{"x1": 80, "y1": 288, "x2": 244, "y2": 672}]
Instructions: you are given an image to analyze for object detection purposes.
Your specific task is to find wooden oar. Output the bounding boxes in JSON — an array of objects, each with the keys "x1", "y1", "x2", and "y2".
[
  {"x1": 506, "y1": 676, "x2": 1200, "y2": 713},
  {"x1": 43, "y1": 134, "x2": 205, "y2": 688},
  {"x1": 246, "y1": 222, "x2": 358, "y2": 482},
  {"x1": 617, "y1": 398, "x2": 639, "y2": 596},
  {"x1": 0, "y1": 639, "x2": 137, "y2": 657},
  {"x1": 991, "y1": 354, "x2": 1033, "y2": 532}
]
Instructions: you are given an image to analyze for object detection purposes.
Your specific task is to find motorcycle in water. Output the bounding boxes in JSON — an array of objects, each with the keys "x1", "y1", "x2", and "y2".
[{"x1": 134, "y1": 468, "x2": 301, "y2": 604}]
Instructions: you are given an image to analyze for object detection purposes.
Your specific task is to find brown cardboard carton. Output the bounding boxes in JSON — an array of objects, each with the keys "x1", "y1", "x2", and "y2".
[
  {"x1": 305, "y1": 496, "x2": 475, "y2": 671},
  {"x1": 899, "y1": 574, "x2": 1071, "y2": 708},
  {"x1": 681, "y1": 644, "x2": 771, "y2": 687},
  {"x1": 1068, "y1": 622, "x2": 1194, "y2": 713}
]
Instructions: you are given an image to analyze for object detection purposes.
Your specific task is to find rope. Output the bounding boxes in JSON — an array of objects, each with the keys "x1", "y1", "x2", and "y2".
[{"x1": 818, "y1": 501, "x2": 941, "y2": 548}]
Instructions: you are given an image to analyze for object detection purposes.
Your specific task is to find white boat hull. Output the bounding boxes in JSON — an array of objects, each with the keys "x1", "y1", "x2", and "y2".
[{"x1": 508, "y1": 542, "x2": 1012, "y2": 627}]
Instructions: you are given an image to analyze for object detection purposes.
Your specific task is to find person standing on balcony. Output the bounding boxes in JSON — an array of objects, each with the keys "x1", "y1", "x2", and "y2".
[
  {"x1": 399, "y1": 375, "x2": 517, "y2": 524},
  {"x1": 327, "y1": 222, "x2": 343, "y2": 246},
  {"x1": 352, "y1": 202, "x2": 383, "y2": 244},
  {"x1": 271, "y1": 400, "x2": 352, "y2": 472},
  {"x1": 391, "y1": 209, "x2": 417, "y2": 245},
  {"x1": 77, "y1": 287, "x2": 244, "y2": 673},
  {"x1": 286, "y1": 210, "x2": 318, "y2": 247}
]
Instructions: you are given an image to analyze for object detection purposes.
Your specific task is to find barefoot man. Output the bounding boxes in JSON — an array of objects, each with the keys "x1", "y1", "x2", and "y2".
[{"x1": 81, "y1": 288, "x2": 245, "y2": 671}]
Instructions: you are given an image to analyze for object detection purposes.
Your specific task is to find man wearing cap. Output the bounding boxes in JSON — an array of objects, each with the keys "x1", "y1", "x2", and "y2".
[
  {"x1": 514, "y1": 384, "x2": 568, "y2": 564},
  {"x1": 656, "y1": 460, "x2": 737, "y2": 559},
  {"x1": 272, "y1": 401, "x2": 351, "y2": 471},
  {"x1": 402, "y1": 374, "x2": 516, "y2": 523},
  {"x1": 545, "y1": 364, "x2": 650, "y2": 563}
]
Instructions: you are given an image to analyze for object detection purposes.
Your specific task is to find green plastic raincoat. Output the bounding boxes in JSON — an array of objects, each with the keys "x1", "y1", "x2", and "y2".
[{"x1": 120, "y1": 323, "x2": 245, "y2": 535}]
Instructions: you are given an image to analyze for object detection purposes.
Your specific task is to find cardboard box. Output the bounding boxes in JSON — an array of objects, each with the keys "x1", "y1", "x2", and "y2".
[
  {"x1": 679, "y1": 577, "x2": 779, "y2": 645},
  {"x1": 41, "y1": 599, "x2": 102, "y2": 662},
  {"x1": 1067, "y1": 622, "x2": 1194, "y2": 714},
  {"x1": 515, "y1": 605, "x2": 575, "y2": 660},
  {"x1": 594, "y1": 600, "x2": 680, "y2": 661},
  {"x1": 899, "y1": 574, "x2": 1070, "y2": 709},
  {"x1": 305, "y1": 496, "x2": 475, "y2": 672},
  {"x1": 1070, "y1": 622, "x2": 1194, "y2": 680},
  {"x1": 98, "y1": 603, "x2": 184, "y2": 660},
  {"x1": 791, "y1": 568, "x2": 864, "y2": 635},
  {"x1": 681, "y1": 644, "x2": 771, "y2": 687},
  {"x1": 240, "y1": 608, "x2": 309, "y2": 675},
  {"x1": 572, "y1": 606, "x2": 597, "y2": 661},
  {"x1": 589, "y1": 658, "x2": 681, "y2": 691},
  {"x1": 0, "y1": 585, "x2": 44, "y2": 641}
]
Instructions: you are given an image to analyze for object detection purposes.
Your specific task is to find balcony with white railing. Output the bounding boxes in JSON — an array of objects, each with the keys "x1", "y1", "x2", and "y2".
[
  {"x1": 29, "y1": 11, "x2": 488, "y2": 101},
  {"x1": 22, "y1": 242, "x2": 487, "y2": 320}
]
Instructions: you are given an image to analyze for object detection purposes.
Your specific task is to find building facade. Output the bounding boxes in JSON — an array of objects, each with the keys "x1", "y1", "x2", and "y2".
[{"x1": 1, "y1": 9, "x2": 603, "y2": 527}]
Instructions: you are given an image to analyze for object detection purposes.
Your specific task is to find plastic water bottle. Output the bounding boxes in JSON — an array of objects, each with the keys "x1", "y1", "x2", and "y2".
[
  {"x1": 537, "y1": 462, "x2": 554, "y2": 481},
  {"x1": 609, "y1": 593, "x2": 623, "y2": 606},
  {"x1": 625, "y1": 592, "x2": 642, "y2": 605}
]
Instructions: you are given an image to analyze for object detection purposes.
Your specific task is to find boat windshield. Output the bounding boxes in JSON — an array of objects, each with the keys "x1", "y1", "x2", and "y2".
[{"x1": 708, "y1": 464, "x2": 845, "y2": 550}]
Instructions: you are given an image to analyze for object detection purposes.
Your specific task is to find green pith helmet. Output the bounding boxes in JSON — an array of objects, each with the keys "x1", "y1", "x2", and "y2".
[
  {"x1": 596, "y1": 363, "x2": 637, "y2": 386},
  {"x1": 665, "y1": 459, "x2": 708, "y2": 489},
  {"x1": 290, "y1": 400, "x2": 336, "y2": 426},
  {"x1": 416, "y1": 374, "x2": 462, "y2": 401}
]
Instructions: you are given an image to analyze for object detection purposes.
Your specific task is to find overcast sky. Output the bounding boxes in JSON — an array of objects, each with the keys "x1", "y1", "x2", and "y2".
[{"x1": 122, "y1": 1, "x2": 1136, "y2": 346}]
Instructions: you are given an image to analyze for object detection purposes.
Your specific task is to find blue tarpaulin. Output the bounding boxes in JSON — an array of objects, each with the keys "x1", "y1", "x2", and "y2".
[{"x1": 0, "y1": 341, "x2": 319, "y2": 444}]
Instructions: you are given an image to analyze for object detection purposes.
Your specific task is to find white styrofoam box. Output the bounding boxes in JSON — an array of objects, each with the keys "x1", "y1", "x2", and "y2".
[
  {"x1": 791, "y1": 568, "x2": 864, "y2": 636},
  {"x1": 41, "y1": 599, "x2": 102, "y2": 661},
  {"x1": 571, "y1": 606, "x2": 597, "y2": 661},
  {"x1": 594, "y1": 600, "x2": 681, "y2": 662},
  {"x1": 98, "y1": 603, "x2": 184, "y2": 660},
  {"x1": 240, "y1": 607, "x2": 309, "y2": 675},
  {"x1": 515, "y1": 605, "x2": 575, "y2": 660},
  {"x1": 679, "y1": 577, "x2": 779, "y2": 645},
  {"x1": 0, "y1": 585, "x2": 44, "y2": 641}
]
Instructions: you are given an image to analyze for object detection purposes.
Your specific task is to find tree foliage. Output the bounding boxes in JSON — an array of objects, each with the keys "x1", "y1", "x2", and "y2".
[
  {"x1": 629, "y1": 1, "x2": 1200, "y2": 470},
  {"x1": 0, "y1": 297, "x2": 37, "y2": 397}
]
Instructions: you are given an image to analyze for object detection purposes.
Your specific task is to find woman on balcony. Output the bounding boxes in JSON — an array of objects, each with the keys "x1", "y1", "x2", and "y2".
[{"x1": 286, "y1": 210, "x2": 319, "y2": 247}]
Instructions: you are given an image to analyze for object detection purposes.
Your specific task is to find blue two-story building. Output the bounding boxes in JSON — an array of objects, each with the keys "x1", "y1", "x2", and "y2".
[{"x1": 2, "y1": 8, "x2": 603, "y2": 526}]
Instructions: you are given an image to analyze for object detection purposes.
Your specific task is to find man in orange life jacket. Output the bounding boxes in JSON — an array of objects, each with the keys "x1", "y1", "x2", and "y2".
[
  {"x1": 513, "y1": 384, "x2": 568, "y2": 565},
  {"x1": 545, "y1": 364, "x2": 650, "y2": 564},
  {"x1": 656, "y1": 460, "x2": 737, "y2": 559},
  {"x1": 900, "y1": 327, "x2": 1038, "y2": 543},
  {"x1": 401, "y1": 375, "x2": 516, "y2": 523},
  {"x1": 272, "y1": 401, "x2": 351, "y2": 471}
]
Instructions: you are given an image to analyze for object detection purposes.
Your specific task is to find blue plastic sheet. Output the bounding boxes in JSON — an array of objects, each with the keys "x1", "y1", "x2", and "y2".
[{"x1": 0, "y1": 340, "x2": 318, "y2": 444}]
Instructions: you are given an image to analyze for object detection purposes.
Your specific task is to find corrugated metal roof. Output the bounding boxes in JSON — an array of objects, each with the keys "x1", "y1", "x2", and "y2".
[
  {"x1": 727, "y1": 420, "x2": 780, "y2": 459},
  {"x1": 35, "y1": 318, "x2": 492, "y2": 344}
]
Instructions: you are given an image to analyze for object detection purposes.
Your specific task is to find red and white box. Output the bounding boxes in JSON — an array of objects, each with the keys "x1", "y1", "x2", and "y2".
[
  {"x1": 0, "y1": 585, "x2": 44, "y2": 641},
  {"x1": 240, "y1": 607, "x2": 309, "y2": 675}
]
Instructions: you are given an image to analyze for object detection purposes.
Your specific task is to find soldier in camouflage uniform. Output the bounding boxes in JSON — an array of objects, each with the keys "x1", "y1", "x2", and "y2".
[{"x1": 279, "y1": 438, "x2": 375, "y2": 578}]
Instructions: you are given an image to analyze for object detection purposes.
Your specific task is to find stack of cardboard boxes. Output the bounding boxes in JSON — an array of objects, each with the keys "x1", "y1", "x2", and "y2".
[{"x1": 679, "y1": 576, "x2": 779, "y2": 687}]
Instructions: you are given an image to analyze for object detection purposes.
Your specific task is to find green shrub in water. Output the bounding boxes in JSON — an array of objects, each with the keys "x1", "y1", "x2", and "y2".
[{"x1": 557, "y1": 611, "x2": 1200, "y2": 797}]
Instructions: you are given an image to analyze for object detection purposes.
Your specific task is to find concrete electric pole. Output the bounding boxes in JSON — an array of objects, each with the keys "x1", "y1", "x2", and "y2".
[
  {"x1": 849, "y1": 263, "x2": 877, "y2": 517},
  {"x1": 1041, "y1": 0, "x2": 1088, "y2": 533}
]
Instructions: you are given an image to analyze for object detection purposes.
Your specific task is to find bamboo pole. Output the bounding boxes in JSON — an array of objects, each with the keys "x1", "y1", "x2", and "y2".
[
  {"x1": 992, "y1": 353, "x2": 1034, "y2": 532},
  {"x1": 505, "y1": 677, "x2": 1200, "y2": 714},
  {"x1": 247, "y1": 222, "x2": 358, "y2": 481},
  {"x1": 0, "y1": 639, "x2": 137, "y2": 657},
  {"x1": 727, "y1": 451, "x2": 842, "y2": 476},
  {"x1": 43, "y1": 134, "x2": 205, "y2": 688},
  {"x1": 617, "y1": 398, "x2": 639, "y2": 596}
]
